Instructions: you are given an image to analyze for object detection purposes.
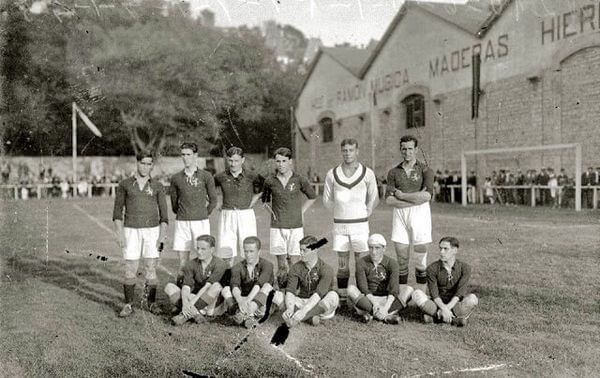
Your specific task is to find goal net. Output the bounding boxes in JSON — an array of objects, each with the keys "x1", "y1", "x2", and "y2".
[{"x1": 460, "y1": 143, "x2": 582, "y2": 211}]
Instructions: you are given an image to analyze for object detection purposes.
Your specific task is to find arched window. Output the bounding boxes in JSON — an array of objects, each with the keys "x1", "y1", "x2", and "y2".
[
  {"x1": 319, "y1": 117, "x2": 333, "y2": 143},
  {"x1": 402, "y1": 94, "x2": 425, "y2": 129}
]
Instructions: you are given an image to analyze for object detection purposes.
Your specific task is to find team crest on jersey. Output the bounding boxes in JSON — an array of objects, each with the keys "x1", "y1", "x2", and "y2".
[
  {"x1": 186, "y1": 175, "x2": 199, "y2": 187},
  {"x1": 288, "y1": 183, "x2": 296, "y2": 191},
  {"x1": 145, "y1": 186, "x2": 153, "y2": 196},
  {"x1": 409, "y1": 170, "x2": 421, "y2": 182},
  {"x1": 373, "y1": 266, "x2": 387, "y2": 281},
  {"x1": 307, "y1": 268, "x2": 320, "y2": 285}
]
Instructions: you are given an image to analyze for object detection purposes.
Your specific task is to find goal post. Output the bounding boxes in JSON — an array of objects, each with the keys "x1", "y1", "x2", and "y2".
[{"x1": 460, "y1": 143, "x2": 582, "y2": 211}]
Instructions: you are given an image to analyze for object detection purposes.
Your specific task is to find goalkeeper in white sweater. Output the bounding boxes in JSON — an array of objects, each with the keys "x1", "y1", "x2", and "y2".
[{"x1": 323, "y1": 138, "x2": 379, "y2": 298}]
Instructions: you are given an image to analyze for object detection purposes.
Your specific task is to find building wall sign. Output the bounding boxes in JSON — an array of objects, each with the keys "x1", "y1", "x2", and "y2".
[
  {"x1": 429, "y1": 34, "x2": 509, "y2": 78},
  {"x1": 310, "y1": 69, "x2": 410, "y2": 109},
  {"x1": 541, "y1": 3, "x2": 599, "y2": 45}
]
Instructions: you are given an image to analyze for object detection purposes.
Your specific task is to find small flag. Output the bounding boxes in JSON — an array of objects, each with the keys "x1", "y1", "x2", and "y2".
[{"x1": 74, "y1": 103, "x2": 102, "y2": 137}]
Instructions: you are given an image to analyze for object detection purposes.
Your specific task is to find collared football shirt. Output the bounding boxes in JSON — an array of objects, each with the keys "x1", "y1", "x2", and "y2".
[
  {"x1": 386, "y1": 159, "x2": 434, "y2": 197},
  {"x1": 356, "y1": 255, "x2": 400, "y2": 297},
  {"x1": 112, "y1": 176, "x2": 168, "y2": 228},
  {"x1": 182, "y1": 257, "x2": 229, "y2": 293},
  {"x1": 214, "y1": 170, "x2": 263, "y2": 210},
  {"x1": 426, "y1": 259, "x2": 472, "y2": 302},
  {"x1": 262, "y1": 173, "x2": 317, "y2": 229},
  {"x1": 230, "y1": 257, "x2": 274, "y2": 296},
  {"x1": 169, "y1": 168, "x2": 218, "y2": 221},
  {"x1": 287, "y1": 258, "x2": 336, "y2": 299}
]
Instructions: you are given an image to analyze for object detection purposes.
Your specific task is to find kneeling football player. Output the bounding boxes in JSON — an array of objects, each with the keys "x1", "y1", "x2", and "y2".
[
  {"x1": 164, "y1": 235, "x2": 229, "y2": 326},
  {"x1": 347, "y1": 233, "x2": 414, "y2": 324},
  {"x1": 412, "y1": 236, "x2": 478, "y2": 327},
  {"x1": 221, "y1": 236, "x2": 283, "y2": 328},
  {"x1": 282, "y1": 235, "x2": 339, "y2": 327}
]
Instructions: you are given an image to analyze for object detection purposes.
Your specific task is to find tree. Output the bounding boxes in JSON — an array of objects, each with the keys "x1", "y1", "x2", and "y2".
[
  {"x1": 86, "y1": 16, "x2": 224, "y2": 155},
  {"x1": 0, "y1": 1, "x2": 305, "y2": 158},
  {"x1": 0, "y1": 0, "x2": 133, "y2": 156}
]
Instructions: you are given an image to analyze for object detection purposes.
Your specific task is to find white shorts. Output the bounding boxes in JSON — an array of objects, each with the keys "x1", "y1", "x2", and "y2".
[
  {"x1": 391, "y1": 202, "x2": 432, "y2": 245},
  {"x1": 172, "y1": 219, "x2": 210, "y2": 252},
  {"x1": 332, "y1": 221, "x2": 369, "y2": 253},
  {"x1": 354, "y1": 295, "x2": 399, "y2": 316},
  {"x1": 285, "y1": 293, "x2": 339, "y2": 320},
  {"x1": 270, "y1": 228, "x2": 304, "y2": 256},
  {"x1": 123, "y1": 226, "x2": 160, "y2": 260},
  {"x1": 217, "y1": 209, "x2": 257, "y2": 258}
]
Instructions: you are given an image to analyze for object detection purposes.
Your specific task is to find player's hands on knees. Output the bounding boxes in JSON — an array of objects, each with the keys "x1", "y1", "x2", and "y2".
[
  {"x1": 374, "y1": 308, "x2": 387, "y2": 321},
  {"x1": 372, "y1": 303, "x2": 382, "y2": 318},
  {"x1": 283, "y1": 310, "x2": 302, "y2": 327},
  {"x1": 238, "y1": 299, "x2": 250, "y2": 315},
  {"x1": 182, "y1": 304, "x2": 196, "y2": 317},
  {"x1": 440, "y1": 307, "x2": 454, "y2": 323},
  {"x1": 292, "y1": 311, "x2": 305, "y2": 322},
  {"x1": 282, "y1": 308, "x2": 294, "y2": 321},
  {"x1": 291, "y1": 310, "x2": 305, "y2": 323}
]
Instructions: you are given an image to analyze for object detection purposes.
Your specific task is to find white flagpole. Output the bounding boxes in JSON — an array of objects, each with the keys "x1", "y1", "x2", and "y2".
[{"x1": 72, "y1": 102, "x2": 77, "y2": 184}]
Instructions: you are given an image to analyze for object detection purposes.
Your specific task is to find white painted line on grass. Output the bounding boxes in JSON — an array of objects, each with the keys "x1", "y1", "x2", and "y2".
[
  {"x1": 450, "y1": 363, "x2": 508, "y2": 373},
  {"x1": 272, "y1": 345, "x2": 315, "y2": 376},
  {"x1": 72, "y1": 203, "x2": 114, "y2": 234},
  {"x1": 71, "y1": 203, "x2": 174, "y2": 276},
  {"x1": 409, "y1": 363, "x2": 510, "y2": 377}
]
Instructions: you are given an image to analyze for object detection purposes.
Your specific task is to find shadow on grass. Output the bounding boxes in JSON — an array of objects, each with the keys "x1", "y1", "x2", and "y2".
[{"x1": 6, "y1": 255, "x2": 137, "y2": 314}]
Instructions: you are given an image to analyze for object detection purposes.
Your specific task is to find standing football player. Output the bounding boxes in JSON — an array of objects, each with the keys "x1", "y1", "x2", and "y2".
[
  {"x1": 170, "y1": 142, "x2": 218, "y2": 286},
  {"x1": 214, "y1": 147, "x2": 263, "y2": 267},
  {"x1": 113, "y1": 152, "x2": 168, "y2": 317},
  {"x1": 282, "y1": 235, "x2": 339, "y2": 327},
  {"x1": 386, "y1": 135, "x2": 434, "y2": 291},
  {"x1": 347, "y1": 234, "x2": 414, "y2": 324},
  {"x1": 262, "y1": 147, "x2": 316, "y2": 288},
  {"x1": 323, "y1": 138, "x2": 379, "y2": 296},
  {"x1": 412, "y1": 236, "x2": 478, "y2": 327},
  {"x1": 164, "y1": 235, "x2": 229, "y2": 325},
  {"x1": 220, "y1": 236, "x2": 281, "y2": 328}
]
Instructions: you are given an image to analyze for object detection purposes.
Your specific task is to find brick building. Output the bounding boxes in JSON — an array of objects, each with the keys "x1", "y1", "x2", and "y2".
[{"x1": 294, "y1": 0, "x2": 600, "y2": 182}]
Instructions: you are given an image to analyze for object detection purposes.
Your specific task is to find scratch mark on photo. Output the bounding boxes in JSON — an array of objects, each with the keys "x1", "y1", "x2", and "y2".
[
  {"x1": 356, "y1": 0, "x2": 364, "y2": 19},
  {"x1": 213, "y1": 0, "x2": 232, "y2": 22},
  {"x1": 207, "y1": 38, "x2": 224, "y2": 61},
  {"x1": 270, "y1": 0, "x2": 280, "y2": 14}
]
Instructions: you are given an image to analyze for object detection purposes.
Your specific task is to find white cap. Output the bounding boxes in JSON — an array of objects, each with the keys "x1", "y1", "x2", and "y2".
[{"x1": 367, "y1": 233, "x2": 387, "y2": 247}]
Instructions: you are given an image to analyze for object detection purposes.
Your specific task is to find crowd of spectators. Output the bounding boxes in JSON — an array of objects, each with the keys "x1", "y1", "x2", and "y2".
[
  {"x1": 432, "y1": 167, "x2": 600, "y2": 209},
  {"x1": 480, "y1": 168, "x2": 571, "y2": 208},
  {"x1": 0, "y1": 161, "x2": 130, "y2": 200},
  {"x1": 3, "y1": 160, "x2": 600, "y2": 209}
]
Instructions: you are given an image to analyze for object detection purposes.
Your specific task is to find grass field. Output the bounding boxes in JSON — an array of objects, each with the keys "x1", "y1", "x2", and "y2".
[{"x1": 1, "y1": 197, "x2": 599, "y2": 377}]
